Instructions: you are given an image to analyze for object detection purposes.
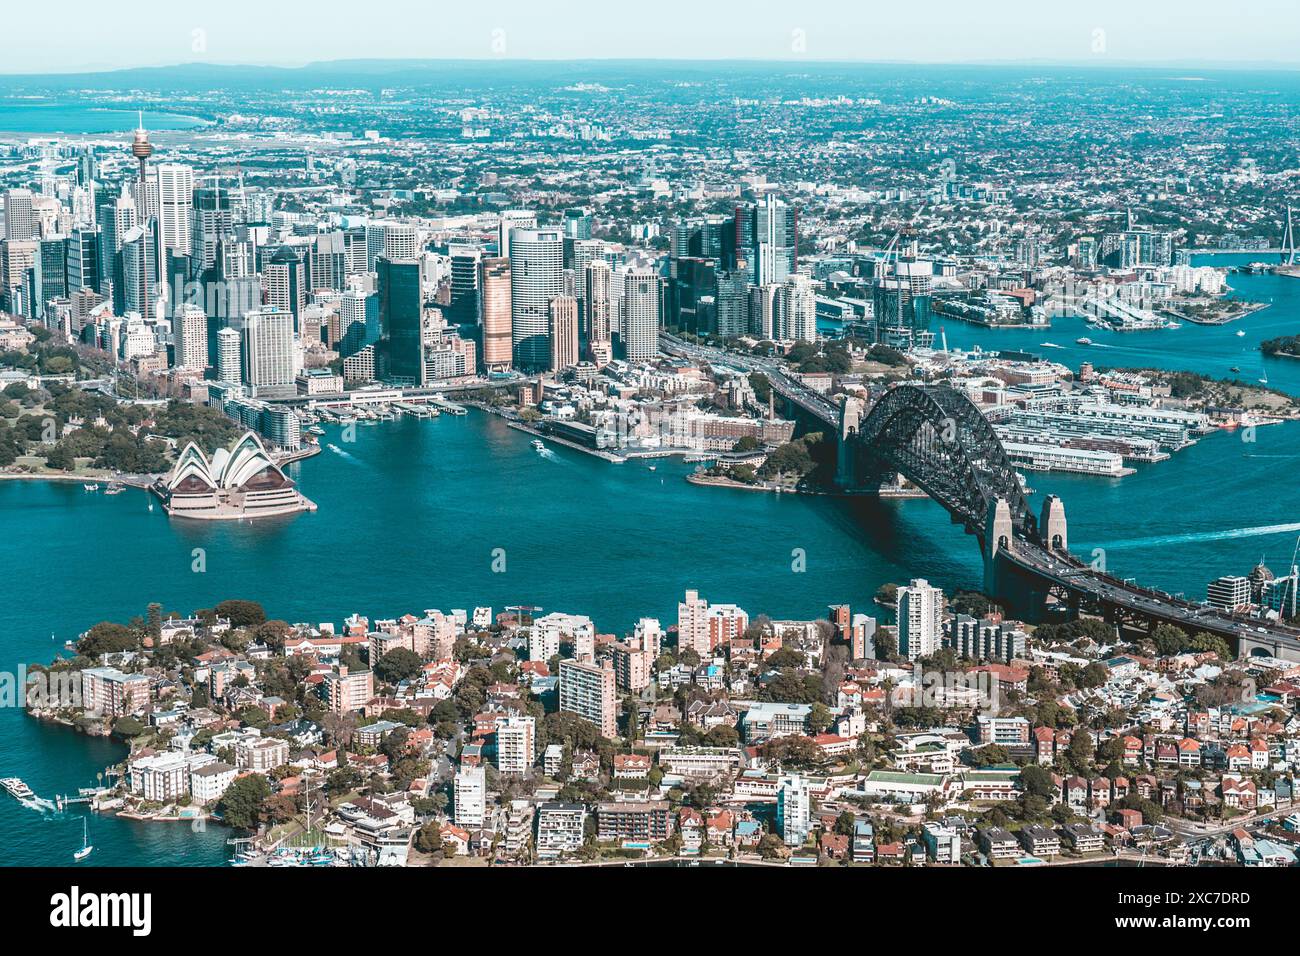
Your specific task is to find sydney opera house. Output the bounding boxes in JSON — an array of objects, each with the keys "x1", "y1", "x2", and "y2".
[{"x1": 155, "y1": 432, "x2": 316, "y2": 520}]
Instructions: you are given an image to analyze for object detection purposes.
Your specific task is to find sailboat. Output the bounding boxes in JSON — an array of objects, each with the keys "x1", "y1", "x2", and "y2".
[{"x1": 73, "y1": 817, "x2": 93, "y2": 862}]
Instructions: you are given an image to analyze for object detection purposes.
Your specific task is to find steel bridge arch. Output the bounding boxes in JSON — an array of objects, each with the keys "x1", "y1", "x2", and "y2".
[{"x1": 849, "y1": 384, "x2": 1037, "y2": 544}]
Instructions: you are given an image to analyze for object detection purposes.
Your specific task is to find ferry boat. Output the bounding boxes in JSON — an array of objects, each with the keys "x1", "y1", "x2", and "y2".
[
  {"x1": 1075, "y1": 337, "x2": 1092, "y2": 346},
  {"x1": 1, "y1": 778, "x2": 35, "y2": 801},
  {"x1": 306, "y1": 425, "x2": 325, "y2": 435},
  {"x1": 0, "y1": 777, "x2": 35, "y2": 800},
  {"x1": 531, "y1": 439, "x2": 546, "y2": 452}
]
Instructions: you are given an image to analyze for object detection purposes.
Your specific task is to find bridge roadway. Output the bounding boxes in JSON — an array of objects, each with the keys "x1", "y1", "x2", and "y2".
[
  {"x1": 660, "y1": 332, "x2": 1300, "y2": 660},
  {"x1": 1004, "y1": 541, "x2": 1300, "y2": 657}
]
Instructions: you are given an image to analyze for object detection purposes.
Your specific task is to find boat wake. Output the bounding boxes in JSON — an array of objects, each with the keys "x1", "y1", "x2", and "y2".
[
  {"x1": 1102, "y1": 521, "x2": 1300, "y2": 551},
  {"x1": 327, "y1": 443, "x2": 361, "y2": 463}
]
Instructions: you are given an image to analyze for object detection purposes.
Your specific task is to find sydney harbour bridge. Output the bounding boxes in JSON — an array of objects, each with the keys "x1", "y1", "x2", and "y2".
[{"x1": 662, "y1": 333, "x2": 1300, "y2": 662}]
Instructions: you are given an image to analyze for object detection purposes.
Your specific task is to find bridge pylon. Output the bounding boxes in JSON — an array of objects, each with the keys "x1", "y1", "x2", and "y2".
[
  {"x1": 983, "y1": 497, "x2": 1013, "y2": 596},
  {"x1": 835, "y1": 396, "x2": 864, "y2": 488},
  {"x1": 1040, "y1": 494, "x2": 1068, "y2": 553}
]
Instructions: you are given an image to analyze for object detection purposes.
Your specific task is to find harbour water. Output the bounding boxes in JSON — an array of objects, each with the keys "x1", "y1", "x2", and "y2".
[
  {"x1": 0, "y1": 101, "x2": 209, "y2": 134},
  {"x1": 1, "y1": 256, "x2": 1297, "y2": 865}
]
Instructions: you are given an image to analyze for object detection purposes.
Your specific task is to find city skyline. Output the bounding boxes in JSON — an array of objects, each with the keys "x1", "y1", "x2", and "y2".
[{"x1": 1, "y1": 15, "x2": 1299, "y2": 913}]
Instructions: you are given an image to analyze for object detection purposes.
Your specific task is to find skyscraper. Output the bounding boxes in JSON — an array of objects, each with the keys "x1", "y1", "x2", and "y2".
[
  {"x1": 382, "y1": 222, "x2": 419, "y2": 262},
  {"x1": 377, "y1": 256, "x2": 424, "y2": 385},
  {"x1": 3, "y1": 189, "x2": 36, "y2": 241},
  {"x1": 264, "y1": 245, "x2": 307, "y2": 328},
  {"x1": 584, "y1": 259, "x2": 613, "y2": 350},
  {"x1": 189, "y1": 184, "x2": 235, "y2": 276},
  {"x1": 548, "y1": 295, "x2": 579, "y2": 372},
  {"x1": 65, "y1": 228, "x2": 101, "y2": 294},
  {"x1": 745, "y1": 194, "x2": 797, "y2": 285},
  {"x1": 120, "y1": 222, "x2": 159, "y2": 319},
  {"x1": 174, "y1": 304, "x2": 207, "y2": 372},
  {"x1": 497, "y1": 209, "x2": 536, "y2": 258},
  {"x1": 478, "y1": 256, "x2": 512, "y2": 373},
  {"x1": 448, "y1": 244, "x2": 482, "y2": 328},
  {"x1": 620, "y1": 269, "x2": 662, "y2": 363},
  {"x1": 216, "y1": 327, "x2": 241, "y2": 385},
  {"x1": 508, "y1": 227, "x2": 564, "y2": 370},
  {"x1": 241, "y1": 308, "x2": 296, "y2": 398},
  {"x1": 898, "y1": 578, "x2": 943, "y2": 660},
  {"x1": 773, "y1": 273, "x2": 817, "y2": 343},
  {"x1": 152, "y1": 163, "x2": 194, "y2": 257}
]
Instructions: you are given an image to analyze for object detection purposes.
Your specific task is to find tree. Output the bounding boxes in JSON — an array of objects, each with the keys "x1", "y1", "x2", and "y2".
[
  {"x1": 732, "y1": 435, "x2": 760, "y2": 453},
  {"x1": 415, "y1": 820, "x2": 444, "y2": 855},
  {"x1": 77, "y1": 621, "x2": 139, "y2": 657},
  {"x1": 1068, "y1": 730, "x2": 1095, "y2": 770},
  {"x1": 111, "y1": 715, "x2": 146, "y2": 738},
  {"x1": 808, "y1": 703, "x2": 834, "y2": 735},
  {"x1": 214, "y1": 599, "x2": 267, "y2": 628},
  {"x1": 1188, "y1": 631, "x2": 1231, "y2": 660},
  {"x1": 1152, "y1": 623, "x2": 1187, "y2": 657},
  {"x1": 374, "y1": 647, "x2": 422, "y2": 684},
  {"x1": 1019, "y1": 763, "x2": 1055, "y2": 799},
  {"x1": 766, "y1": 646, "x2": 804, "y2": 669},
  {"x1": 218, "y1": 774, "x2": 271, "y2": 830}
]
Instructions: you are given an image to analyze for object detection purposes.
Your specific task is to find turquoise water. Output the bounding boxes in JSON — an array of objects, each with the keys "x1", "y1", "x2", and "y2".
[
  {"x1": 1, "y1": 257, "x2": 1298, "y2": 865},
  {"x1": 0, "y1": 102, "x2": 208, "y2": 134}
]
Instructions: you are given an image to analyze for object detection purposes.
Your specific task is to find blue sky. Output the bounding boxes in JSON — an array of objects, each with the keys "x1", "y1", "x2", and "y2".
[{"x1": 13, "y1": 1, "x2": 1300, "y2": 73}]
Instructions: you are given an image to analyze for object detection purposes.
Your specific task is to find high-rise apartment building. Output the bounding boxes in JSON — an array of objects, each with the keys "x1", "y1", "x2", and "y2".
[
  {"x1": 558, "y1": 658, "x2": 618, "y2": 739},
  {"x1": 777, "y1": 773, "x2": 812, "y2": 846},
  {"x1": 898, "y1": 578, "x2": 944, "y2": 660},
  {"x1": 496, "y1": 715, "x2": 536, "y2": 774},
  {"x1": 454, "y1": 763, "x2": 486, "y2": 827},
  {"x1": 773, "y1": 273, "x2": 817, "y2": 343}
]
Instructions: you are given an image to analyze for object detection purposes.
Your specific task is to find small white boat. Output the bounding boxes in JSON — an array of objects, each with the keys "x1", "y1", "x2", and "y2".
[
  {"x1": 73, "y1": 817, "x2": 93, "y2": 862},
  {"x1": 82, "y1": 483, "x2": 100, "y2": 491},
  {"x1": 1236, "y1": 330, "x2": 1246, "y2": 337},
  {"x1": 531, "y1": 439, "x2": 545, "y2": 452},
  {"x1": 1075, "y1": 337, "x2": 1092, "y2": 346},
  {"x1": 647, "y1": 465, "x2": 657, "y2": 472}
]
